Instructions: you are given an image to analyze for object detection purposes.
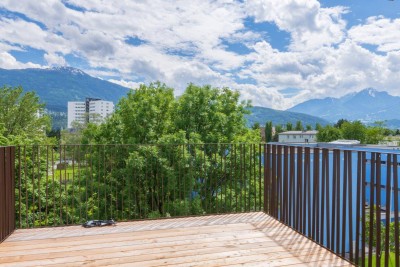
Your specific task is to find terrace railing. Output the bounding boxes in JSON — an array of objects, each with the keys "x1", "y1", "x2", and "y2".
[
  {"x1": 4, "y1": 142, "x2": 400, "y2": 266},
  {"x1": 265, "y1": 144, "x2": 400, "y2": 267},
  {"x1": 0, "y1": 146, "x2": 15, "y2": 243},
  {"x1": 14, "y1": 144, "x2": 264, "y2": 228}
]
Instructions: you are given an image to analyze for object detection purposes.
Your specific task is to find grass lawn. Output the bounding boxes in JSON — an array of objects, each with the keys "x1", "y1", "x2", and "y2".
[
  {"x1": 54, "y1": 166, "x2": 87, "y2": 181},
  {"x1": 365, "y1": 252, "x2": 397, "y2": 266}
]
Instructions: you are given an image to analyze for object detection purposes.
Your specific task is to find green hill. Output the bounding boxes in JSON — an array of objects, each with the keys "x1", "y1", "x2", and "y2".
[{"x1": 246, "y1": 106, "x2": 329, "y2": 127}]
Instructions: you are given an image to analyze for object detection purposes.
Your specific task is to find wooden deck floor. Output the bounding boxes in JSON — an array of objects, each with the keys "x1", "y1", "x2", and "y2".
[{"x1": 0, "y1": 212, "x2": 353, "y2": 267}]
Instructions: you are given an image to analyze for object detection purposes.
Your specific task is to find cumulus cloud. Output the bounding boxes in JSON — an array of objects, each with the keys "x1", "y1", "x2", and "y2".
[
  {"x1": 245, "y1": 0, "x2": 348, "y2": 50},
  {"x1": 0, "y1": 52, "x2": 42, "y2": 69},
  {"x1": 108, "y1": 79, "x2": 143, "y2": 90},
  {"x1": 0, "y1": 0, "x2": 400, "y2": 109},
  {"x1": 348, "y1": 17, "x2": 400, "y2": 52},
  {"x1": 44, "y1": 53, "x2": 66, "y2": 66}
]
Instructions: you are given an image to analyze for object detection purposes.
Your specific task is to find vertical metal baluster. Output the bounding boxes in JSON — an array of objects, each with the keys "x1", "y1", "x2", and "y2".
[
  {"x1": 265, "y1": 144, "x2": 270, "y2": 214},
  {"x1": 51, "y1": 147, "x2": 55, "y2": 226},
  {"x1": 332, "y1": 149, "x2": 337, "y2": 252},
  {"x1": 263, "y1": 144, "x2": 267, "y2": 213},
  {"x1": 289, "y1": 146, "x2": 295, "y2": 227},
  {"x1": 296, "y1": 146, "x2": 303, "y2": 231},
  {"x1": 96, "y1": 145, "x2": 100, "y2": 220},
  {"x1": 368, "y1": 153, "x2": 376, "y2": 267},
  {"x1": 283, "y1": 146, "x2": 288, "y2": 224},
  {"x1": 348, "y1": 151, "x2": 353, "y2": 262},
  {"x1": 272, "y1": 145, "x2": 277, "y2": 218},
  {"x1": 225, "y1": 144, "x2": 228, "y2": 213},
  {"x1": 341, "y1": 150, "x2": 348, "y2": 257},
  {"x1": 384, "y1": 154, "x2": 392, "y2": 266},
  {"x1": 259, "y1": 144, "x2": 262, "y2": 211},
  {"x1": 376, "y1": 153, "x2": 382, "y2": 267},
  {"x1": 63, "y1": 145, "x2": 67, "y2": 225},
  {"x1": 336, "y1": 149, "x2": 342, "y2": 253},
  {"x1": 361, "y1": 152, "x2": 366, "y2": 267},
  {"x1": 277, "y1": 145, "x2": 282, "y2": 220},
  {"x1": 393, "y1": 154, "x2": 399, "y2": 267},
  {"x1": 45, "y1": 146, "x2": 49, "y2": 226},
  {"x1": 305, "y1": 147, "x2": 311, "y2": 236},
  {"x1": 320, "y1": 149, "x2": 326, "y2": 246},
  {"x1": 356, "y1": 151, "x2": 362, "y2": 264},
  {"x1": 314, "y1": 148, "x2": 320, "y2": 242},
  {"x1": 18, "y1": 146, "x2": 21, "y2": 228}
]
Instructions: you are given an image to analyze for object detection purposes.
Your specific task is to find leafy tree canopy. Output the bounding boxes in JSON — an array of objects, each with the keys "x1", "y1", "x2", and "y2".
[
  {"x1": 83, "y1": 83, "x2": 257, "y2": 144},
  {"x1": 295, "y1": 121, "x2": 303, "y2": 131},
  {"x1": 316, "y1": 125, "x2": 342, "y2": 142},
  {"x1": 341, "y1": 121, "x2": 366, "y2": 143},
  {"x1": 0, "y1": 86, "x2": 52, "y2": 145},
  {"x1": 265, "y1": 121, "x2": 273, "y2": 143}
]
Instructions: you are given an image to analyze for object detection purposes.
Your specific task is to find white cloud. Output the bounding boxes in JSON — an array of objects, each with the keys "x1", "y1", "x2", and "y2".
[
  {"x1": 108, "y1": 79, "x2": 143, "y2": 89},
  {"x1": 0, "y1": 17, "x2": 69, "y2": 54},
  {"x1": 0, "y1": 0, "x2": 400, "y2": 110},
  {"x1": 44, "y1": 53, "x2": 66, "y2": 66},
  {"x1": 348, "y1": 17, "x2": 400, "y2": 52},
  {"x1": 0, "y1": 52, "x2": 42, "y2": 69},
  {"x1": 245, "y1": 0, "x2": 348, "y2": 50}
]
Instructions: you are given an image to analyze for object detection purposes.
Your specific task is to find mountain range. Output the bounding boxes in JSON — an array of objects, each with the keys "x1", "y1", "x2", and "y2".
[
  {"x1": 0, "y1": 67, "x2": 129, "y2": 112},
  {"x1": 288, "y1": 88, "x2": 400, "y2": 126},
  {"x1": 0, "y1": 67, "x2": 399, "y2": 129}
]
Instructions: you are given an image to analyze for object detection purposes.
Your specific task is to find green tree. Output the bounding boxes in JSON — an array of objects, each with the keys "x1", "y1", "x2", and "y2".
[
  {"x1": 305, "y1": 124, "x2": 312, "y2": 131},
  {"x1": 273, "y1": 125, "x2": 284, "y2": 142},
  {"x1": 365, "y1": 127, "x2": 383, "y2": 144},
  {"x1": 286, "y1": 122, "x2": 293, "y2": 131},
  {"x1": 265, "y1": 121, "x2": 273, "y2": 142},
  {"x1": 295, "y1": 121, "x2": 303, "y2": 131},
  {"x1": 341, "y1": 121, "x2": 366, "y2": 143},
  {"x1": 0, "y1": 86, "x2": 51, "y2": 145},
  {"x1": 334, "y1": 119, "x2": 349, "y2": 128},
  {"x1": 76, "y1": 83, "x2": 262, "y2": 221},
  {"x1": 114, "y1": 82, "x2": 174, "y2": 144},
  {"x1": 316, "y1": 125, "x2": 341, "y2": 142},
  {"x1": 315, "y1": 123, "x2": 322, "y2": 131},
  {"x1": 173, "y1": 84, "x2": 250, "y2": 143},
  {"x1": 252, "y1": 122, "x2": 260, "y2": 130}
]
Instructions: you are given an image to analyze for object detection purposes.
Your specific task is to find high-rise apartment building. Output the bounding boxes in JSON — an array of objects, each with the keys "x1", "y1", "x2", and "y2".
[{"x1": 67, "y1": 98, "x2": 114, "y2": 128}]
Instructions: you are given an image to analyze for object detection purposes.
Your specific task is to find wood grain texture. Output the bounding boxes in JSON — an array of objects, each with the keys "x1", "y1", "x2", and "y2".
[{"x1": 0, "y1": 212, "x2": 353, "y2": 267}]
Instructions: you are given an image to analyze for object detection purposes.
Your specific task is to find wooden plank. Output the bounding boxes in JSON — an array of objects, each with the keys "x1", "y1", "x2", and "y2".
[
  {"x1": 0, "y1": 224, "x2": 313, "y2": 257},
  {"x1": 0, "y1": 212, "x2": 354, "y2": 267},
  {"x1": 2, "y1": 222, "x2": 255, "y2": 247},
  {"x1": 0, "y1": 235, "x2": 349, "y2": 267},
  {"x1": 8, "y1": 212, "x2": 270, "y2": 240},
  {"x1": 0, "y1": 235, "x2": 271, "y2": 262}
]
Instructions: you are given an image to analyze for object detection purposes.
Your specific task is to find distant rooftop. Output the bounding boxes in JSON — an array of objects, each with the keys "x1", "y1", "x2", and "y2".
[
  {"x1": 329, "y1": 139, "x2": 360, "y2": 145},
  {"x1": 279, "y1": 130, "x2": 318, "y2": 135}
]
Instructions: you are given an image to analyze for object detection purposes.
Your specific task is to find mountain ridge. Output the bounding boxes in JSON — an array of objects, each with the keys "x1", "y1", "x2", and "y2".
[
  {"x1": 0, "y1": 67, "x2": 130, "y2": 112},
  {"x1": 288, "y1": 88, "x2": 400, "y2": 125},
  {"x1": 246, "y1": 106, "x2": 329, "y2": 128}
]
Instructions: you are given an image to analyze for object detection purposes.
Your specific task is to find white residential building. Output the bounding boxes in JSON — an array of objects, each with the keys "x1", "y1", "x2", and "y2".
[
  {"x1": 67, "y1": 101, "x2": 86, "y2": 128},
  {"x1": 67, "y1": 98, "x2": 114, "y2": 128},
  {"x1": 278, "y1": 130, "x2": 318, "y2": 143}
]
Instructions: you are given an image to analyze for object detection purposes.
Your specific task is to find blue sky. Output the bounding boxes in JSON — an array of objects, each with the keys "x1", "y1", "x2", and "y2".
[{"x1": 0, "y1": 0, "x2": 400, "y2": 109}]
